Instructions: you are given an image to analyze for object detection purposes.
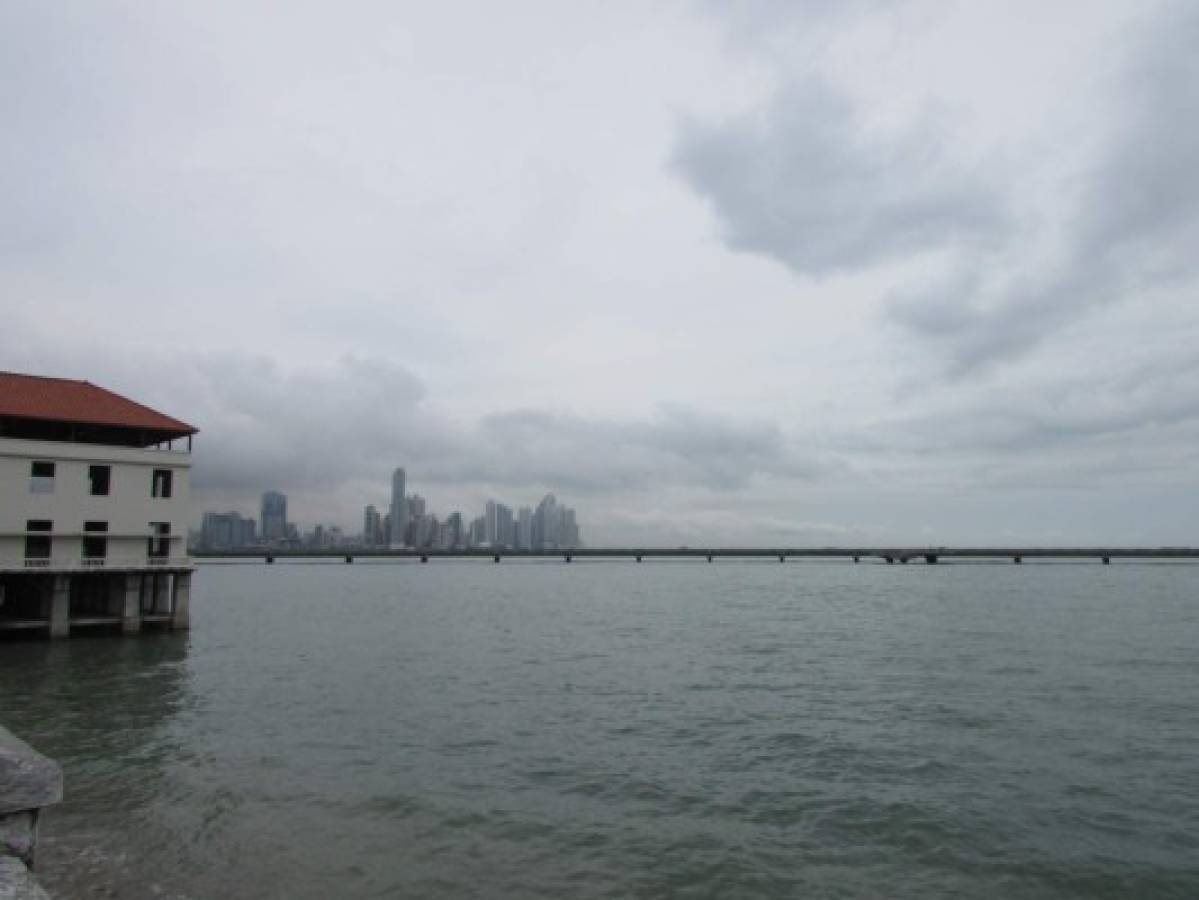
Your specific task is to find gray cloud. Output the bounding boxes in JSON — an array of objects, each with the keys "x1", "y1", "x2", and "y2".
[
  {"x1": 884, "y1": 3, "x2": 1199, "y2": 372},
  {"x1": 129, "y1": 354, "x2": 824, "y2": 518},
  {"x1": 426, "y1": 405, "x2": 824, "y2": 493},
  {"x1": 672, "y1": 81, "x2": 1007, "y2": 277}
]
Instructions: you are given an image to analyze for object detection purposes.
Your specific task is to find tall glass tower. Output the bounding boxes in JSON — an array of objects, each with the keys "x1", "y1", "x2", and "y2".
[
  {"x1": 390, "y1": 468, "x2": 407, "y2": 547},
  {"x1": 261, "y1": 490, "x2": 288, "y2": 543}
]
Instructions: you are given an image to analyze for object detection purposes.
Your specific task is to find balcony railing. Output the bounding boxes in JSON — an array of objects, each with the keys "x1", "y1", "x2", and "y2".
[{"x1": 6, "y1": 556, "x2": 193, "y2": 572}]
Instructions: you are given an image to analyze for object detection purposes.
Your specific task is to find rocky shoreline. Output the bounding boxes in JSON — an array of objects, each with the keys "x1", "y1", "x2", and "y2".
[{"x1": 0, "y1": 726, "x2": 62, "y2": 900}]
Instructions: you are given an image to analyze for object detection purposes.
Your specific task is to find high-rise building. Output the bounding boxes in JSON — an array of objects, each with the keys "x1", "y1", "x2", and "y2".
[
  {"x1": 517, "y1": 506, "x2": 533, "y2": 550},
  {"x1": 468, "y1": 516, "x2": 486, "y2": 548},
  {"x1": 390, "y1": 468, "x2": 407, "y2": 548},
  {"x1": 200, "y1": 511, "x2": 256, "y2": 550},
  {"x1": 484, "y1": 500, "x2": 515, "y2": 548},
  {"x1": 261, "y1": 491, "x2": 288, "y2": 543},
  {"x1": 562, "y1": 508, "x2": 580, "y2": 548},
  {"x1": 533, "y1": 493, "x2": 562, "y2": 548},
  {"x1": 498, "y1": 504, "x2": 514, "y2": 547},
  {"x1": 444, "y1": 512, "x2": 463, "y2": 549},
  {"x1": 363, "y1": 505, "x2": 382, "y2": 547},
  {"x1": 406, "y1": 493, "x2": 426, "y2": 545}
]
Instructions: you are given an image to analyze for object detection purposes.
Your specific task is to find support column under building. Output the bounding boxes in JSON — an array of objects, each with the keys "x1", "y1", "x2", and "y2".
[
  {"x1": 48, "y1": 575, "x2": 70, "y2": 639},
  {"x1": 122, "y1": 573, "x2": 142, "y2": 634},
  {"x1": 171, "y1": 574, "x2": 191, "y2": 631},
  {"x1": 152, "y1": 575, "x2": 171, "y2": 615}
]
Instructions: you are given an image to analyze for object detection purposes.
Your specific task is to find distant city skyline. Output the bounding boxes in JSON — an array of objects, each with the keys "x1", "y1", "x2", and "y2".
[{"x1": 193, "y1": 474, "x2": 582, "y2": 551}]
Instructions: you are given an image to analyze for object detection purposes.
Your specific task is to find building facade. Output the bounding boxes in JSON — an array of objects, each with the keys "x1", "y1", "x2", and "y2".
[
  {"x1": 260, "y1": 490, "x2": 288, "y2": 543},
  {"x1": 200, "y1": 511, "x2": 255, "y2": 550},
  {"x1": 390, "y1": 467, "x2": 407, "y2": 548},
  {"x1": 0, "y1": 373, "x2": 196, "y2": 638}
]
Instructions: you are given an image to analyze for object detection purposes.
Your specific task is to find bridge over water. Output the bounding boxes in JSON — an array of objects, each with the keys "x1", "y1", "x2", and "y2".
[{"x1": 192, "y1": 547, "x2": 1199, "y2": 565}]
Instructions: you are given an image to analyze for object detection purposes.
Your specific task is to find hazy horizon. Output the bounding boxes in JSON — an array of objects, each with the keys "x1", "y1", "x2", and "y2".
[{"x1": 4, "y1": 1, "x2": 1198, "y2": 545}]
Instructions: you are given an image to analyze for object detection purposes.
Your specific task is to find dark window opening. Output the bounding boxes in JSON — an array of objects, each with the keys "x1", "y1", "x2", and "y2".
[
  {"x1": 83, "y1": 521, "x2": 108, "y2": 559},
  {"x1": 152, "y1": 469, "x2": 173, "y2": 498},
  {"x1": 89, "y1": 465, "x2": 111, "y2": 496},
  {"x1": 30, "y1": 461, "x2": 55, "y2": 494},
  {"x1": 25, "y1": 520, "x2": 52, "y2": 559},
  {"x1": 148, "y1": 522, "x2": 170, "y2": 559}
]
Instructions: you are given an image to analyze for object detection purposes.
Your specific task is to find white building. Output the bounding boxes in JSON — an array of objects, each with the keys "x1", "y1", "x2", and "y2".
[{"x1": 0, "y1": 372, "x2": 196, "y2": 638}]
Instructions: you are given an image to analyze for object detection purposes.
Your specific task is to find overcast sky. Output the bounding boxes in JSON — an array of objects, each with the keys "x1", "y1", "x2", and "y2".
[{"x1": 4, "y1": 0, "x2": 1198, "y2": 545}]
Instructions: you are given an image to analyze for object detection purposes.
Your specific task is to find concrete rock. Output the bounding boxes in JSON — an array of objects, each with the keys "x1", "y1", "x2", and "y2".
[
  {"x1": 0, "y1": 857, "x2": 51, "y2": 900},
  {"x1": 0, "y1": 728, "x2": 62, "y2": 816}
]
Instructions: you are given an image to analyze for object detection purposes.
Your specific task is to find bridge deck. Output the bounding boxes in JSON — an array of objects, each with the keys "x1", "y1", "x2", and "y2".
[{"x1": 191, "y1": 547, "x2": 1199, "y2": 563}]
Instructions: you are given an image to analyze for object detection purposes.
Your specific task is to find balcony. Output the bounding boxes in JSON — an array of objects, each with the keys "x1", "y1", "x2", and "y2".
[{"x1": 5, "y1": 556, "x2": 193, "y2": 573}]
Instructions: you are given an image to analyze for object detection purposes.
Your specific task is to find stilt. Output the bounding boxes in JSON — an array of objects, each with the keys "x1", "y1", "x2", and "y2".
[
  {"x1": 153, "y1": 574, "x2": 171, "y2": 614},
  {"x1": 122, "y1": 573, "x2": 142, "y2": 634},
  {"x1": 48, "y1": 575, "x2": 70, "y2": 639},
  {"x1": 171, "y1": 573, "x2": 191, "y2": 631}
]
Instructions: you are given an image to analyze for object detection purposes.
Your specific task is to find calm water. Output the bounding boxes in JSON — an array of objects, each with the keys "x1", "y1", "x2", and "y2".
[{"x1": 2, "y1": 561, "x2": 1198, "y2": 898}]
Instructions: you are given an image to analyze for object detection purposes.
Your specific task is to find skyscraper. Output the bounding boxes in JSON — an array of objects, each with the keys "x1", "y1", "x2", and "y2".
[
  {"x1": 261, "y1": 491, "x2": 288, "y2": 543},
  {"x1": 517, "y1": 506, "x2": 533, "y2": 550},
  {"x1": 363, "y1": 504, "x2": 381, "y2": 547},
  {"x1": 390, "y1": 468, "x2": 407, "y2": 548}
]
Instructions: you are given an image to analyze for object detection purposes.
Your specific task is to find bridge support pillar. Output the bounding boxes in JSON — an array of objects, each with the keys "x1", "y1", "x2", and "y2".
[
  {"x1": 635, "y1": 555, "x2": 642, "y2": 563},
  {"x1": 1102, "y1": 556, "x2": 1111, "y2": 565},
  {"x1": 853, "y1": 556, "x2": 860, "y2": 563},
  {"x1": 345, "y1": 555, "x2": 353, "y2": 564}
]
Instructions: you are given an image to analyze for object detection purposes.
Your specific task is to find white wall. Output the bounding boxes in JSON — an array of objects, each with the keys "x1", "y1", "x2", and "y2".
[{"x1": 0, "y1": 438, "x2": 191, "y2": 569}]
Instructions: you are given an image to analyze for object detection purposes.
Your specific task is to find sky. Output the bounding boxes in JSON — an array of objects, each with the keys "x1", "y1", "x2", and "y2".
[{"x1": 3, "y1": 0, "x2": 1198, "y2": 546}]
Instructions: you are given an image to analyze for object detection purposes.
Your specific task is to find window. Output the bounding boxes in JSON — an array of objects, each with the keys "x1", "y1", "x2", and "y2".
[
  {"x1": 30, "y1": 461, "x2": 55, "y2": 494},
  {"x1": 148, "y1": 522, "x2": 170, "y2": 559},
  {"x1": 83, "y1": 521, "x2": 108, "y2": 559},
  {"x1": 152, "y1": 468, "x2": 173, "y2": 498},
  {"x1": 25, "y1": 520, "x2": 52, "y2": 560},
  {"x1": 89, "y1": 465, "x2": 111, "y2": 496}
]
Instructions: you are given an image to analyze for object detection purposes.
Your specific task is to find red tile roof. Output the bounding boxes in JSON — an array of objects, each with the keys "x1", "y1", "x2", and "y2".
[{"x1": 0, "y1": 372, "x2": 197, "y2": 437}]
